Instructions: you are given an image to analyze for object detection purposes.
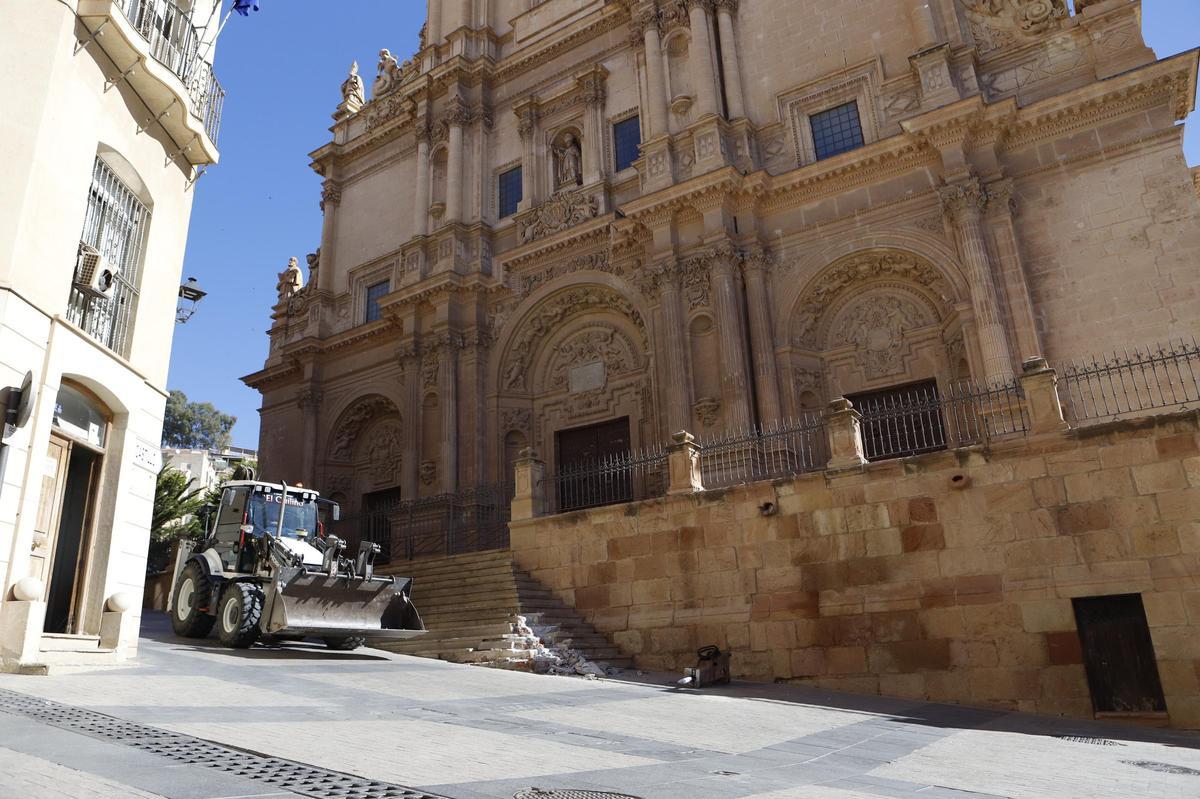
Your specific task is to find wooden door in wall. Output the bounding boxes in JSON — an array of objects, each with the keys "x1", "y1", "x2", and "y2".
[
  {"x1": 1072, "y1": 594, "x2": 1167, "y2": 715},
  {"x1": 554, "y1": 417, "x2": 631, "y2": 512},
  {"x1": 31, "y1": 437, "x2": 71, "y2": 591}
]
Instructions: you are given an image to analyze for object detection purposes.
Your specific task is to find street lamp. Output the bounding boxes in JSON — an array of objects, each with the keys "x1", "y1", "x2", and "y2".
[{"x1": 176, "y1": 276, "x2": 207, "y2": 323}]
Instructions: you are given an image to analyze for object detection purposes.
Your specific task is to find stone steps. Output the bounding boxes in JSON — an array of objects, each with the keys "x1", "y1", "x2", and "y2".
[{"x1": 376, "y1": 551, "x2": 631, "y2": 669}]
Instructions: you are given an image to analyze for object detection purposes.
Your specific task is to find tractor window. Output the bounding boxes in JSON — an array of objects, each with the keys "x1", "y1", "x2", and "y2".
[
  {"x1": 214, "y1": 486, "x2": 249, "y2": 542},
  {"x1": 246, "y1": 492, "x2": 317, "y2": 541}
]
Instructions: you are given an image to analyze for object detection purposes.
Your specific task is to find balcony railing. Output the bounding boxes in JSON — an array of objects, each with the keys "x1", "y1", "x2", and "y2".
[
  {"x1": 118, "y1": 0, "x2": 224, "y2": 145},
  {"x1": 1059, "y1": 339, "x2": 1200, "y2": 424}
]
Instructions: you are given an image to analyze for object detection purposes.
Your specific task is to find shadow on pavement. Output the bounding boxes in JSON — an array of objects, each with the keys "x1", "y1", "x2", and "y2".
[{"x1": 139, "y1": 612, "x2": 393, "y2": 662}]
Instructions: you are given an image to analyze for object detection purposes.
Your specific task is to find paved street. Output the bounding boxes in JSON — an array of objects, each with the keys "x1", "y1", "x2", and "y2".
[{"x1": 1, "y1": 614, "x2": 1199, "y2": 799}]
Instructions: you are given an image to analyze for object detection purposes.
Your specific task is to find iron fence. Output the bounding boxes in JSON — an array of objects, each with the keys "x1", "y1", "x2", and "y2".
[
  {"x1": 344, "y1": 482, "x2": 513, "y2": 564},
  {"x1": 855, "y1": 380, "x2": 1027, "y2": 462},
  {"x1": 1058, "y1": 339, "x2": 1200, "y2": 424},
  {"x1": 118, "y1": 0, "x2": 224, "y2": 144},
  {"x1": 697, "y1": 414, "x2": 829, "y2": 488},
  {"x1": 547, "y1": 445, "x2": 668, "y2": 513}
]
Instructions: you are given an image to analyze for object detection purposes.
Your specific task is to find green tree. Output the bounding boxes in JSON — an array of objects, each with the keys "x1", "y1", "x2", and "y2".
[
  {"x1": 161, "y1": 390, "x2": 236, "y2": 450},
  {"x1": 148, "y1": 465, "x2": 207, "y2": 572}
]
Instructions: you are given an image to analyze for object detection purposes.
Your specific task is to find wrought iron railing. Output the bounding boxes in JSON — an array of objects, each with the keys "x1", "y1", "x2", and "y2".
[
  {"x1": 855, "y1": 380, "x2": 1027, "y2": 462},
  {"x1": 346, "y1": 481, "x2": 513, "y2": 564},
  {"x1": 118, "y1": 0, "x2": 224, "y2": 145},
  {"x1": 548, "y1": 445, "x2": 668, "y2": 514},
  {"x1": 697, "y1": 414, "x2": 829, "y2": 488},
  {"x1": 1058, "y1": 339, "x2": 1200, "y2": 424}
]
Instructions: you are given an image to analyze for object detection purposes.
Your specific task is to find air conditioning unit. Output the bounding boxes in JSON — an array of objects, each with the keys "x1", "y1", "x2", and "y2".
[{"x1": 75, "y1": 244, "x2": 120, "y2": 299}]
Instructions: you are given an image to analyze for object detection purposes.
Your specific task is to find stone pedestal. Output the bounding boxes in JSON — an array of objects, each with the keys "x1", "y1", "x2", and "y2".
[
  {"x1": 511, "y1": 448, "x2": 546, "y2": 521},
  {"x1": 667, "y1": 431, "x2": 704, "y2": 495},
  {"x1": 826, "y1": 398, "x2": 867, "y2": 471},
  {"x1": 0, "y1": 599, "x2": 45, "y2": 669},
  {"x1": 1019, "y1": 356, "x2": 1071, "y2": 434}
]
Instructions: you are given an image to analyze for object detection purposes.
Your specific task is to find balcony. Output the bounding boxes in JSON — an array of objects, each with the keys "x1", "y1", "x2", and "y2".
[{"x1": 77, "y1": 0, "x2": 224, "y2": 166}]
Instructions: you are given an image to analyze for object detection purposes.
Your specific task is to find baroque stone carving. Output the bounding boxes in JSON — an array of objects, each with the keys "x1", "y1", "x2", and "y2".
[
  {"x1": 372, "y1": 48, "x2": 412, "y2": 97},
  {"x1": 792, "y1": 251, "x2": 953, "y2": 347},
  {"x1": 421, "y1": 350, "x2": 439, "y2": 389},
  {"x1": 502, "y1": 287, "x2": 648, "y2": 391},
  {"x1": 366, "y1": 421, "x2": 403, "y2": 483},
  {"x1": 514, "y1": 252, "x2": 618, "y2": 297},
  {"x1": 517, "y1": 191, "x2": 600, "y2": 244},
  {"x1": 276, "y1": 257, "x2": 304, "y2": 303},
  {"x1": 830, "y1": 294, "x2": 932, "y2": 379},
  {"x1": 693, "y1": 397, "x2": 721, "y2": 428},
  {"x1": 958, "y1": 0, "x2": 1067, "y2": 38},
  {"x1": 419, "y1": 460, "x2": 437, "y2": 486},
  {"x1": 330, "y1": 395, "x2": 401, "y2": 461},
  {"x1": 339, "y1": 61, "x2": 365, "y2": 113},
  {"x1": 554, "y1": 133, "x2": 583, "y2": 190},
  {"x1": 545, "y1": 327, "x2": 636, "y2": 392},
  {"x1": 500, "y1": 408, "x2": 532, "y2": 434}
]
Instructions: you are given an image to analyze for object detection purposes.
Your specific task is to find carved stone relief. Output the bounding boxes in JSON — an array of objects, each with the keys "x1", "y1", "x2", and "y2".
[
  {"x1": 512, "y1": 252, "x2": 619, "y2": 297},
  {"x1": 500, "y1": 407, "x2": 532, "y2": 434},
  {"x1": 829, "y1": 294, "x2": 934, "y2": 379},
  {"x1": 419, "y1": 460, "x2": 437, "y2": 485},
  {"x1": 544, "y1": 326, "x2": 637, "y2": 392},
  {"x1": 365, "y1": 421, "x2": 403, "y2": 484},
  {"x1": 959, "y1": 1, "x2": 1067, "y2": 40},
  {"x1": 517, "y1": 191, "x2": 600, "y2": 244},
  {"x1": 330, "y1": 395, "x2": 401, "y2": 461}
]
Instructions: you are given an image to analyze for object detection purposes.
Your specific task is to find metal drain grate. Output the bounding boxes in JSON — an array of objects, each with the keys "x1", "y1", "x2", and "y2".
[
  {"x1": 1055, "y1": 736, "x2": 1125, "y2": 746},
  {"x1": 0, "y1": 688, "x2": 447, "y2": 798},
  {"x1": 513, "y1": 787, "x2": 648, "y2": 791},
  {"x1": 1123, "y1": 760, "x2": 1200, "y2": 776}
]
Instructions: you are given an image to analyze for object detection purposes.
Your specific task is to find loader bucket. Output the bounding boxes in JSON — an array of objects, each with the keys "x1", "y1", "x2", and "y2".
[{"x1": 263, "y1": 567, "x2": 425, "y2": 640}]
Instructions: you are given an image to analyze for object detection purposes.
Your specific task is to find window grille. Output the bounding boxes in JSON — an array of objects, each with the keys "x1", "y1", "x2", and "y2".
[
  {"x1": 66, "y1": 157, "x2": 149, "y2": 357},
  {"x1": 613, "y1": 115, "x2": 642, "y2": 172},
  {"x1": 498, "y1": 166, "x2": 522, "y2": 219},
  {"x1": 810, "y1": 101, "x2": 865, "y2": 161},
  {"x1": 364, "y1": 280, "x2": 390, "y2": 323}
]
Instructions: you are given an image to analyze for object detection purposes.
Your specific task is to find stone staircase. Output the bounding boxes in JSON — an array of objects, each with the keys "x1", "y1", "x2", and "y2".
[
  {"x1": 14, "y1": 634, "x2": 121, "y2": 675},
  {"x1": 375, "y1": 550, "x2": 631, "y2": 669}
]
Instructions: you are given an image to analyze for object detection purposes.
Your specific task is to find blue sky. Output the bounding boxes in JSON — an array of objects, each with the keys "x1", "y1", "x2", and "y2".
[{"x1": 168, "y1": 1, "x2": 1200, "y2": 449}]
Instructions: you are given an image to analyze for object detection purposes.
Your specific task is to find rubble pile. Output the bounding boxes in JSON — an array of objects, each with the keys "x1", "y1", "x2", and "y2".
[{"x1": 486, "y1": 614, "x2": 615, "y2": 678}]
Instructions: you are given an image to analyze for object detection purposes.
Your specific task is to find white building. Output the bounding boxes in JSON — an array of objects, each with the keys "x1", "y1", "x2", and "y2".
[
  {"x1": 162, "y1": 446, "x2": 258, "y2": 495},
  {"x1": 0, "y1": 0, "x2": 223, "y2": 671}
]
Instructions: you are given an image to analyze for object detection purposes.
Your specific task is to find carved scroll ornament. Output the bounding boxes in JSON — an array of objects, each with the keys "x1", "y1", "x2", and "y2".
[
  {"x1": 517, "y1": 191, "x2": 600, "y2": 245},
  {"x1": 958, "y1": 0, "x2": 1067, "y2": 37}
]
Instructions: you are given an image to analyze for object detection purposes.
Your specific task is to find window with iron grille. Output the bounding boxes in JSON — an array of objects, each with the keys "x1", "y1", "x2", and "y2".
[
  {"x1": 810, "y1": 101, "x2": 865, "y2": 161},
  {"x1": 613, "y1": 115, "x2": 642, "y2": 172},
  {"x1": 849, "y1": 379, "x2": 947, "y2": 461},
  {"x1": 497, "y1": 166, "x2": 522, "y2": 219},
  {"x1": 364, "y1": 280, "x2": 390, "y2": 323},
  {"x1": 66, "y1": 157, "x2": 149, "y2": 358}
]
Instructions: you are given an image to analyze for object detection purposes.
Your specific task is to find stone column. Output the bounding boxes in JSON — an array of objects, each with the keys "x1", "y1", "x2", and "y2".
[
  {"x1": 667, "y1": 431, "x2": 704, "y2": 495},
  {"x1": 909, "y1": 0, "x2": 939, "y2": 48},
  {"x1": 516, "y1": 104, "x2": 539, "y2": 208},
  {"x1": 579, "y1": 70, "x2": 607, "y2": 186},
  {"x1": 317, "y1": 181, "x2": 340, "y2": 293},
  {"x1": 939, "y1": 178, "x2": 1014, "y2": 384},
  {"x1": 444, "y1": 102, "x2": 470, "y2": 224},
  {"x1": 986, "y1": 179, "x2": 1042, "y2": 361},
  {"x1": 710, "y1": 246, "x2": 752, "y2": 429},
  {"x1": 713, "y1": 0, "x2": 745, "y2": 119},
  {"x1": 399, "y1": 344, "x2": 421, "y2": 498},
  {"x1": 637, "y1": 8, "x2": 670, "y2": 137},
  {"x1": 825, "y1": 398, "x2": 867, "y2": 470},
  {"x1": 438, "y1": 334, "x2": 460, "y2": 494},
  {"x1": 297, "y1": 387, "x2": 322, "y2": 488},
  {"x1": 687, "y1": 0, "x2": 720, "y2": 119},
  {"x1": 428, "y1": 0, "x2": 443, "y2": 48},
  {"x1": 647, "y1": 259, "x2": 692, "y2": 433},
  {"x1": 413, "y1": 129, "x2": 431, "y2": 236},
  {"x1": 510, "y1": 448, "x2": 545, "y2": 521},
  {"x1": 459, "y1": 0, "x2": 472, "y2": 29},
  {"x1": 740, "y1": 247, "x2": 782, "y2": 424},
  {"x1": 1019, "y1": 357, "x2": 1070, "y2": 434}
]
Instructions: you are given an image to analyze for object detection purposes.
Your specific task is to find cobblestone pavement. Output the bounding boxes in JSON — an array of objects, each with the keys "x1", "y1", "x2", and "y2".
[{"x1": 1, "y1": 613, "x2": 1199, "y2": 799}]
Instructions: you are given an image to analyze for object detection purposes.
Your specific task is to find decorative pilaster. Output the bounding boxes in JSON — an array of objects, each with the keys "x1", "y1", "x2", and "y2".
[
  {"x1": 634, "y1": 5, "x2": 669, "y2": 137},
  {"x1": 399, "y1": 341, "x2": 422, "y2": 498},
  {"x1": 437, "y1": 333, "x2": 462, "y2": 494},
  {"x1": 740, "y1": 246, "x2": 782, "y2": 424},
  {"x1": 413, "y1": 126, "x2": 432, "y2": 236},
  {"x1": 713, "y1": 0, "x2": 745, "y2": 119},
  {"x1": 638, "y1": 258, "x2": 692, "y2": 433},
  {"x1": 686, "y1": 0, "x2": 720, "y2": 119},
  {"x1": 297, "y1": 386, "x2": 323, "y2": 487},
  {"x1": 515, "y1": 101, "x2": 540, "y2": 209},
  {"x1": 444, "y1": 100, "x2": 471, "y2": 224},
  {"x1": 317, "y1": 181, "x2": 341, "y2": 293},
  {"x1": 939, "y1": 178, "x2": 1014, "y2": 384},
  {"x1": 577, "y1": 67, "x2": 608, "y2": 186},
  {"x1": 710, "y1": 243, "x2": 752, "y2": 429},
  {"x1": 985, "y1": 178, "x2": 1042, "y2": 362}
]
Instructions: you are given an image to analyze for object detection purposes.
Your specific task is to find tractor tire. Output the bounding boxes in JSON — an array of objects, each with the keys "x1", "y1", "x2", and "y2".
[
  {"x1": 323, "y1": 636, "x2": 366, "y2": 651},
  {"x1": 171, "y1": 561, "x2": 215, "y2": 639},
  {"x1": 216, "y1": 581, "x2": 264, "y2": 649}
]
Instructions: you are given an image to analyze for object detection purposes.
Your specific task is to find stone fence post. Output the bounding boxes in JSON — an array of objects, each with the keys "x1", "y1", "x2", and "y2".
[
  {"x1": 510, "y1": 448, "x2": 546, "y2": 522},
  {"x1": 667, "y1": 430, "x2": 704, "y2": 495},
  {"x1": 1019, "y1": 356, "x2": 1071, "y2": 434},
  {"x1": 826, "y1": 397, "x2": 868, "y2": 470}
]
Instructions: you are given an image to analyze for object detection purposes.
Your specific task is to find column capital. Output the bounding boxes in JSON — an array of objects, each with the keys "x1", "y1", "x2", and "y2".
[
  {"x1": 634, "y1": 257, "x2": 681, "y2": 298},
  {"x1": 319, "y1": 181, "x2": 342, "y2": 211},
  {"x1": 739, "y1": 243, "x2": 774, "y2": 275},
  {"x1": 686, "y1": 0, "x2": 715, "y2": 13},
  {"x1": 713, "y1": 0, "x2": 739, "y2": 14},
  {"x1": 984, "y1": 178, "x2": 1017, "y2": 216},
  {"x1": 443, "y1": 100, "x2": 471, "y2": 128},
  {"x1": 937, "y1": 177, "x2": 986, "y2": 222},
  {"x1": 296, "y1": 387, "x2": 323, "y2": 412},
  {"x1": 631, "y1": 4, "x2": 661, "y2": 38}
]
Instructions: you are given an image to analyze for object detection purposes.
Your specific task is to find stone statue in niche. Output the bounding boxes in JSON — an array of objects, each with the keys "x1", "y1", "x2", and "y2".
[
  {"x1": 554, "y1": 133, "x2": 583, "y2": 190},
  {"x1": 276, "y1": 256, "x2": 304, "y2": 302},
  {"x1": 340, "y1": 61, "x2": 365, "y2": 110}
]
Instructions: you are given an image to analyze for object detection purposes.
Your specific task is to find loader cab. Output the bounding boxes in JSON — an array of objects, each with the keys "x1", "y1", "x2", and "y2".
[{"x1": 210, "y1": 482, "x2": 321, "y2": 572}]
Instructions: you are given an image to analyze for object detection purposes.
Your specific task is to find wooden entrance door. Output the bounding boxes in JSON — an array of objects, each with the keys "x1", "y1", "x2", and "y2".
[
  {"x1": 555, "y1": 417, "x2": 632, "y2": 511},
  {"x1": 1073, "y1": 594, "x2": 1167, "y2": 714},
  {"x1": 31, "y1": 436, "x2": 71, "y2": 588}
]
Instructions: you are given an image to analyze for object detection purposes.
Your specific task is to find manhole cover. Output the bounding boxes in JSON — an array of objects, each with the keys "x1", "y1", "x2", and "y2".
[
  {"x1": 516, "y1": 787, "x2": 648, "y2": 791},
  {"x1": 1123, "y1": 760, "x2": 1200, "y2": 776},
  {"x1": 1056, "y1": 736, "x2": 1124, "y2": 746}
]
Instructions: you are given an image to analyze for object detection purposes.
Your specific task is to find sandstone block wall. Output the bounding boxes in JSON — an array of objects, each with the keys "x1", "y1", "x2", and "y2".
[{"x1": 510, "y1": 412, "x2": 1200, "y2": 728}]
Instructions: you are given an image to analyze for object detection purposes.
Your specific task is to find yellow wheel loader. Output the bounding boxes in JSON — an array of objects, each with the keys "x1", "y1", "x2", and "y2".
[{"x1": 168, "y1": 479, "x2": 423, "y2": 650}]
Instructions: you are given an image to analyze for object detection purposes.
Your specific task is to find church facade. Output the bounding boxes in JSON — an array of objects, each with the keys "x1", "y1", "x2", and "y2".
[{"x1": 245, "y1": 1, "x2": 1199, "y2": 531}]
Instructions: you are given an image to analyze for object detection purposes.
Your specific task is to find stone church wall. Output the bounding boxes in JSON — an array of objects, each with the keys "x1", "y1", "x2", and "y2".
[{"x1": 510, "y1": 411, "x2": 1200, "y2": 728}]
